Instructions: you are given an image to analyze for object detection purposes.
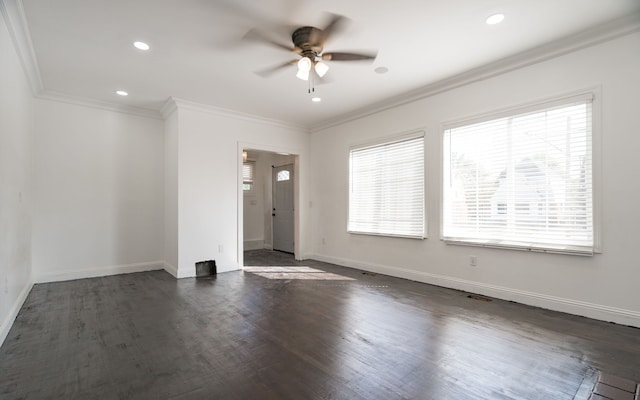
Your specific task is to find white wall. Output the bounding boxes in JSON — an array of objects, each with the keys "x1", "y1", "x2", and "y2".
[
  {"x1": 164, "y1": 109, "x2": 179, "y2": 274},
  {"x1": 310, "y1": 32, "x2": 640, "y2": 327},
  {"x1": 0, "y1": 8, "x2": 34, "y2": 345},
  {"x1": 32, "y1": 100, "x2": 165, "y2": 282},
  {"x1": 169, "y1": 102, "x2": 309, "y2": 277}
]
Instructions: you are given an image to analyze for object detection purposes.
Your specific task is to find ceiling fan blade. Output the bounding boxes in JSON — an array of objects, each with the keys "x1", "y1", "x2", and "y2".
[
  {"x1": 255, "y1": 59, "x2": 298, "y2": 77},
  {"x1": 320, "y1": 13, "x2": 348, "y2": 45},
  {"x1": 322, "y1": 51, "x2": 377, "y2": 61},
  {"x1": 243, "y1": 28, "x2": 298, "y2": 53}
]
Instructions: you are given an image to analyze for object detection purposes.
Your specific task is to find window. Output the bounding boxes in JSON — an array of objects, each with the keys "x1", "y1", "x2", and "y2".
[
  {"x1": 243, "y1": 161, "x2": 255, "y2": 191},
  {"x1": 349, "y1": 133, "x2": 425, "y2": 238},
  {"x1": 442, "y1": 93, "x2": 595, "y2": 254},
  {"x1": 277, "y1": 170, "x2": 290, "y2": 181}
]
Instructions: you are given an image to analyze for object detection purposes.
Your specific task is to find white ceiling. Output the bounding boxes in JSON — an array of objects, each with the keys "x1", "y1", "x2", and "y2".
[{"x1": 19, "y1": 0, "x2": 640, "y2": 128}]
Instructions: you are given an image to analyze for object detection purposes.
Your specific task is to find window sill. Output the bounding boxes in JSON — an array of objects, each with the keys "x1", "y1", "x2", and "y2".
[{"x1": 442, "y1": 238, "x2": 597, "y2": 256}]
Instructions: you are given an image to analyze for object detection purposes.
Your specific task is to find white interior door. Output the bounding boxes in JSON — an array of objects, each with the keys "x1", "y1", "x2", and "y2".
[{"x1": 272, "y1": 164, "x2": 294, "y2": 253}]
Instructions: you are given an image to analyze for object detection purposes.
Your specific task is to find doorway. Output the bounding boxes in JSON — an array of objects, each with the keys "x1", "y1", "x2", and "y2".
[{"x1": 241, "y1": 149, "x2": 297, "y2": 259}]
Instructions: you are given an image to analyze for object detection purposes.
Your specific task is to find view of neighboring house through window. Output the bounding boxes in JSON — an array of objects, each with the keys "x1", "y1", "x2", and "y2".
[
  {"x1": 243, "y1": 161, "x2": 255, "y2": 191},
  {"x1": 349, "y1": 133, "x2": 425, "y2": 238},
  {"x1": 442, "y1": 93, "x2": 595, "y2": 254}
]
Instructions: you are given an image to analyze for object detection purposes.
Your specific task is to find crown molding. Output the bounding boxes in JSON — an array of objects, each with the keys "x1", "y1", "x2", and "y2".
[
  {"x1": 1, "y1": 0, "x2": 162, "y2": 120},
  {"x1": 0, "y1": 0, "x2": 43, "y2": 95},
  {"x1": 310, "y1": 11, "x2": 640, "y2": 133},
  {"x1": 36, "y1": 90, "x2": 163, "y2": 120},
  {"x1": 168, "y1": 97, "x2": 308, "y2": 132},
  {"x1": 160, "y1": 97, "x2": 178, "y2": 119}
]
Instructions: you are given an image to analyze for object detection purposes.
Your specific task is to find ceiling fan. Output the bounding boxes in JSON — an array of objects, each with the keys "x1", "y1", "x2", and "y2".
[{"x1": 244, "y1": 13, "x2": 377, "y2": 87}]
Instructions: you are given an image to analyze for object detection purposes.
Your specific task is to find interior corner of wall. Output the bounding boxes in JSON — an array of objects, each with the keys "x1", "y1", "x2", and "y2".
[
  {"x1": 162, "y1": 261, "x2": 179, "y2": 278},
  {"x1": 175, "y1": 264, "x2": 195, "y2": 279}
]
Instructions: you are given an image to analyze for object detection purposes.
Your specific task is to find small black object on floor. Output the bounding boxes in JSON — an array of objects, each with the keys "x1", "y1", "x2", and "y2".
[{"x1": 195, "y1": 259, "x2": 216, "y2": 278}]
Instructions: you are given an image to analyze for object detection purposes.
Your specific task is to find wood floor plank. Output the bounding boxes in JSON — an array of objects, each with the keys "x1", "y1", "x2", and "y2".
[{"x1": 1, "y1": 250, "x2": 639, "y2": 399}]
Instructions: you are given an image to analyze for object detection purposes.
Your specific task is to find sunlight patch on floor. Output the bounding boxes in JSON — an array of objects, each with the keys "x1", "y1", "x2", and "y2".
[{"x1": 243, "y1": 266, "x2": 356, "y2": 280}]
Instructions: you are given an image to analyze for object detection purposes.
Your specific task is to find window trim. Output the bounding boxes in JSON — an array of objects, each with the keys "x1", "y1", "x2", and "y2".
[
  {"x1": 439, "y1": 88, "x2": 601, "y2": 255},
  {"x1": 348, "y1": 130, "x2": 427, "y2": 239}
]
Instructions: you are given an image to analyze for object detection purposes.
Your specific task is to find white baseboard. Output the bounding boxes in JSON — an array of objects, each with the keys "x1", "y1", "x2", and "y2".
[
  {"x1": 0, "y1": 278, "x2": 33, "y2": 348},
  {"x1": 33, "y1": 260, "x2": 165, "y2": 284},
  {"x1": 164, "y1": 262, "x2": 240, "y2": 278},
  {"x1": 163, "y1": 261, "x2": 179, "y2": 278},
  {"x1": 164, "y1": 263, "x2": 197, "y2": 279},
  {"x1": 310, "y1": 253, "x2": 640, "y2": 328},
  {"x1": 244, "y1": 239, "x2": 265, "y2": 251}
]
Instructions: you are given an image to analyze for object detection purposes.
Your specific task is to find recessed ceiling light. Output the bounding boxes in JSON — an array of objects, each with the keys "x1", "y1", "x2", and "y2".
[
  {"x1": 133, "y1": 41, "x2": 150, "y2": 51},
  {"x1": 374, "y1": 66, "x2": 389, "y2": 74},
  {"x1": 486, "y1": 13, "x2": 505, "y2": 25},
  {"x1": 311, "y1": 97, "x2": 322, "y2": 102},
  {"x1": 116, "y1": 90, "x2": 128, "y2": 96}
]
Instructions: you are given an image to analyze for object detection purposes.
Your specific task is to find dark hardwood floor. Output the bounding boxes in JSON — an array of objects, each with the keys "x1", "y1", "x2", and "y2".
[{"x1": 1, "y1": 250, "x2": 639, "y2": 399}]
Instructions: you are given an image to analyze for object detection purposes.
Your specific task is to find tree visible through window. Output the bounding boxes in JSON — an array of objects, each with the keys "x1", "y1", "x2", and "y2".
[
  {"x1": 442, "y1": 94, "x2": 595, "y2": 254},
  {"x1": 349, "y1": 134, "x2": 425, "y2": 238}
]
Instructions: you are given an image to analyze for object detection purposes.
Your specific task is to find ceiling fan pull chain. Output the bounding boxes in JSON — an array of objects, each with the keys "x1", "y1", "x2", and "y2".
[{"x1": 308, "y1": 73, "x2": 315, "y2": 94}]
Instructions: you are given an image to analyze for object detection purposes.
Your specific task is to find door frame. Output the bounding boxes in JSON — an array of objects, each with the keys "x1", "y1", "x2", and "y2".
[{"x1": 237, "y1": 142, "x2": 301, "y2": 268}]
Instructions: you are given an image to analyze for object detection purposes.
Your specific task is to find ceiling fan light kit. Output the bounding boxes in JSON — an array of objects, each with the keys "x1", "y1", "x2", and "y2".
[
  {"x1": 246, "y1": 14, "x2": 377, "y2": 92},
  {"x1": 314, "y1": 61, "x2": 329, "y2": 78},
  {"x1": 296, "y1": 68, "x2": 310, "y2": 81}
]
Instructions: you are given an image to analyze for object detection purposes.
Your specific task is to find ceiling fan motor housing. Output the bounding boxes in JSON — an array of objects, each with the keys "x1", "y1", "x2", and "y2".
[{"x1": 292, "y1": 26, "x2": 323, "y2": 58}]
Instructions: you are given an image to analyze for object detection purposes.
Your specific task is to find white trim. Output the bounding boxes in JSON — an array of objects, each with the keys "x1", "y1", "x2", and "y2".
[
  {"x1": 0, "y1": 0, "x2": 162, "y2": 120},
  {"x1": 36, "y1": 90, "x2": 162, "y2": 120},
  {"x1": 591, "y1": 87, "x2": 603, "y2": 254},
  {"x1": 160, "y1": 97, "x2": 178, "y2": 119},
  {"x1": 0, "y1": 278, "x2": 33, "y2": 348},
  {"x1": 440, "y1": 90, "x2": 595, "y2": 131},
  {"x1": 163, "y1": 261, "x2": 179, "y2": 278},
  {"x1": 0, "y1": 0, "x2": 43, "y2": 95},
  {"x1": 310, "y1": 12, "x2": 640, "y2": 132},
  {"x1": 310, "y1": 253, "x2": 640, "y2": 328},
  {"x1": 176, "y1": 265, "x2": 196, "y2": 279},
  {"x1": 349, "y1": 129, "x2": 426, "y2": 151},
  {"x1": 33, "y1": 261, "x2": 165, "y2": 284},
  {"x1": 170, "y1": 97, "x2": 308, "y2": 132}
]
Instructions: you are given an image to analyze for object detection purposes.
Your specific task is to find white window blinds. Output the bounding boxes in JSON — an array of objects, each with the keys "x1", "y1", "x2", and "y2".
[
  {"x1": 242, "y1": 161, "x2": 255, "y2": 191},
  {"x1": 242, "y1": 162, "x2": 254, "y2": 184},
  {"x1": 349, "y1": 134, "x2": 425, "y2": 238},
  {"x1": 442, "y1": 94, "x2": 594, "y2": 254}
]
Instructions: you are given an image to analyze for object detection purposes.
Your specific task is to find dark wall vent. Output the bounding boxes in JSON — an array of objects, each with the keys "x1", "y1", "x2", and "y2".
[{"x1": 195, "y1": 260, "x2": 217, "y2": 278}]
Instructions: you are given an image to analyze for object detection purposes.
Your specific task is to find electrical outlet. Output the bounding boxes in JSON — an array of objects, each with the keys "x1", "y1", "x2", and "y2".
[
  {"x1": 470, "y1": 255, "x2": 477, "y2": 267},
  {"x1": 218, "y1": 244, "x2": 223, "y2": 253},
  {"x1": 321, "y1": 238, "x2": 326, "y2": 245}
]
